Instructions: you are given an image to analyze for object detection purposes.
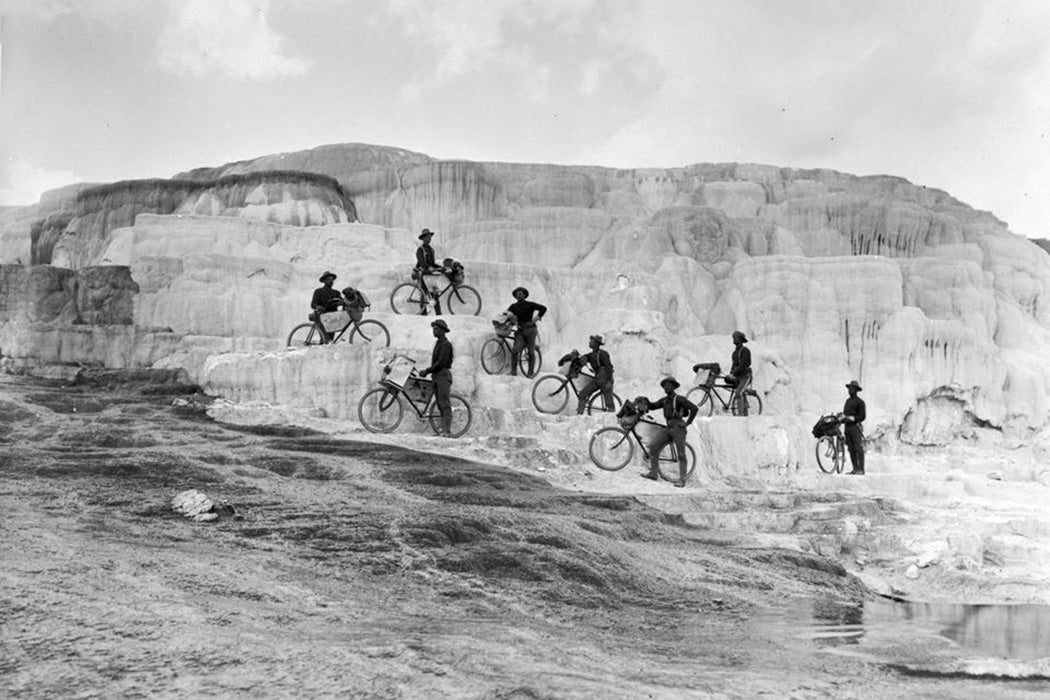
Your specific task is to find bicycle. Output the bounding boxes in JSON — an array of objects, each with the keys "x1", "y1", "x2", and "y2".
[
  {"x1": 531, "y1": 368, "x2": 622, "y2": 415},
  {"x1": 480, "y1": 328, "x2": 543, "y2": 378},
  {"x1": 685, "y1": 365, "x2": 762, "y2": 416},
  {"x1": 588, "y1": 415, "x2": 698, "y2": 482},
  {"x1": 286, "y1": 308, "x2": 390, "y2": 348},
  {"x1": 813, "y1": 414, "x2": 846, "y2": 474},
  {"x1": 357, "y1": 354, "x2": 473, "y2": 438},
  {"x1": 389, "y1": 270, "x2": 482, "y2": 317}
]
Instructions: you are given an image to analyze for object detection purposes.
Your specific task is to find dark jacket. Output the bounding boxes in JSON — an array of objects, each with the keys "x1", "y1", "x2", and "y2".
[
  {"x1": 508, "y1": 300, "x2": 547, "y2": 326},
  {"x1": 424, "y1": 337, "x2": 454, "y2": 375},
  {"x1": 731, "y1": 344, "x2": 752, "y2": 378},
  {"x1": 583, "y1": 348, "x2": 614, "y2": 384},
  {"x1": 843, "y1": 396, "x2": 866, "y2": 426},
  {"x1": 649, "y1": 394, "x2": 699, "y2": 429},
  {"x1": 311, "y1": 286, "x2": 344, "y2": 312},
  {"x1": 583, "y1": 349, "x2": 613, "y2": 374},
  {"x1": 416, "y1": 243, "x2": 436, "y2": 270}
]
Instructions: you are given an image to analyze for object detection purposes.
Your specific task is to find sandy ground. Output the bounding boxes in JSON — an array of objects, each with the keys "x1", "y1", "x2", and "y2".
[{"x1": 2, "y1": 371, "x2": 1048, "y2": 698}]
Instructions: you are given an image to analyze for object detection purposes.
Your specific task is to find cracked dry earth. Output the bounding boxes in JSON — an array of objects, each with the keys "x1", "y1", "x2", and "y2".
[{"x1": 1, "y1": 371, "x2": 1047, "y2": 698}]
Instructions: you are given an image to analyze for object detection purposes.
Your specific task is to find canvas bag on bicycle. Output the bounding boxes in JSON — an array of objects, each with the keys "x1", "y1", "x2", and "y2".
[
  {"x1": 492, "y1": 310, "x2": 515, "y2": 338},
  {"x1": 320, "y1": 310, "x2": 349, "y2": 333},
  {"x1": 342, "y1": 286, "x2": 371, "y2": 322},
  {"x1": 812, "y1": 414, "x2": 840, "y2": 438}
]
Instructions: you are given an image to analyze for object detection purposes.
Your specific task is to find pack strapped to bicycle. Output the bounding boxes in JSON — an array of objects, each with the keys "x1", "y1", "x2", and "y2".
[
  {"x1": 812, "y1": 414, "x2": 841, "y2": 438},
  {"x1": 443, "y1": 257, "x2": 465, "y2": 286},
  {"x1": 492, "y1": 310, "x2": 516, "y2": 338},
  {"x1": 692, "y1": 362, "x2": 721, "y2": 389},
  {"x1": 380, "y1": 355, "x2": 416, "y2": 390},
  {"x1": 320, "y1": 310, "x2": 350, "y2": 333}
]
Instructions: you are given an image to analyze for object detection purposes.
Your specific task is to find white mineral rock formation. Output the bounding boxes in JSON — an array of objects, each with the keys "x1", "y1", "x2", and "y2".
[{"x1": 3, "y1": 143, "x2": 1050, "y2": 459}]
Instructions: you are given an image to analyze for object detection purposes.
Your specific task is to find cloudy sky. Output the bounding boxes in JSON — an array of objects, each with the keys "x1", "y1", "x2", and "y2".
[{"x1": 1, "y1": 0, "x2": 1047, "y2": 237}]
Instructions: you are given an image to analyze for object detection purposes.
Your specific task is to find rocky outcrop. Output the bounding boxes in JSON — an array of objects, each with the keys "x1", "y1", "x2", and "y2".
[
  {"x1": 29, "y1": 171, "x2": 357, "y2": 268},
  {"x1": 0, "y1": 264, "x2": 136, "y2": 325}
]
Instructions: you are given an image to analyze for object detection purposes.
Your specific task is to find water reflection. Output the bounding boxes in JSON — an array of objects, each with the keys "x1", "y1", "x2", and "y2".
[{"x1": 804, "y1": 597, "x2": 1050, "y2": 660}]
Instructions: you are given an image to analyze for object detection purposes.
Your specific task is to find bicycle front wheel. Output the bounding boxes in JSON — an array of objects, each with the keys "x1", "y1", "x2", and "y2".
[
  {"x1": 348, "y1": 319, "x2": 391, "y2": 347},
  {"x1": 531, "y1": 374, "x2": 571, "y2": 414},
  {"x1": 685, "y1": 387, "x2": 715, "y2": 417},
  {"x1": 427, "y1": 394, "x2": 473, "y2": 438},
  {"x1": 480, "y1": 338, "x2": 510, "y2": 375},
  {"x1": 446, "y1": 285, "x2": 482, "y2": 316},
  {"x1": 816, "y1": 435, "x2": 841, "y2": 474},
  {"x1": 287, "y1": 323, "x2": 323, "y2": 348},
  {"x1": 358, "y1": 387, "x2": 404, "y2": 433},
  {"x1": 656, "y1": 442, "x2": 698, "y2": 482},
  {"x1": 390, "y1": 283, "x2": 427, "y2": 315},
  {"x1": 588, "y1": 427, "x2": 635, "y2": 471},
  {"x1": 585, "y1": 390, "x2": 622, "y2": 415}
]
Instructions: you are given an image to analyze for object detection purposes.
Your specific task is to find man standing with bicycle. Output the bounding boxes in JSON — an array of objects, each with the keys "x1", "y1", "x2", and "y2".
[
  {"x1": 419, "y1": 319, "x2": 454, "y2": 437},
  {"x1": 840, "y1": 380, "x2": 866, "y2": 475},
  {"x1": 575, "y1": 334, "x2": 614, "y2": 414},
  {"x1": 507, "y1": 287, "x2": 547, "y2": 377},
  {"x1": 728, "y1": 330, "x2": 753, "y2": 416},
  {"x1": 642, "y1": 377, "x2": 699, "y2": 487}
]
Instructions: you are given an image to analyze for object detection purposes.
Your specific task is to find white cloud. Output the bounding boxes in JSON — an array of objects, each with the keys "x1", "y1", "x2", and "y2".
[
  {"x1": 157, "y1": 0, "x2": 310, "y2": 80},
  {"x1": 0, "y1": 157, "x2": 79, "y2": 206},
  {"x1": 382, "y1": 0, "x2": 595, "y2": 102},
  {"x1": 579, "y1": 58, "x2": 604, "y2": 96}
]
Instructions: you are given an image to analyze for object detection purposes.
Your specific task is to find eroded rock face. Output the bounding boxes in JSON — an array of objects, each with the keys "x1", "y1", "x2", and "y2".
[{"x1": 28, "y1": 172, "x2": 357, "y2": 268}]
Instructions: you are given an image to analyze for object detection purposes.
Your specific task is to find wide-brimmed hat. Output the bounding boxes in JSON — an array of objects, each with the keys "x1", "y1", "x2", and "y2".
[
  {"x1": 660, "y1": 376, "x2": 680, "y2": 389},
  {"x1": 732, "y1": 330, "x2": 747, "y2": 343},
  {"x1": 318, "y1": 271, "x2": 337, "y2": 282},
  {"x1": 431, "y1": 319, "x2": 450, "y2": 332},
  {"x1": 845, "y1": 380, "x2": 862, "y2": 391},
  {"x1": 512, "y1": 287, "x2": 529, "y2": 298},
  {"x1": 589, "y1": 334, "x2": 604, "y2": 346},
  {"x1": 418, "y1": 228, "x2": 434, "y2": 240}
]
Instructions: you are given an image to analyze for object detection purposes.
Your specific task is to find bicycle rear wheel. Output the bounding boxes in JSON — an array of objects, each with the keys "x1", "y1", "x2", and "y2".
[
  {"x1": 588, "y1": 427, "x2": 635, "y2": 471},
  {"x1": 426, "y1": 394, "x2": 473, "y2": 438},
  {"x1": 815, "y1": 435, "x2": 842, "y2": 474},
  {"x1": 531, "y1": 374, "x2": 571, "y2": 414},
  {"x1": 517, "y1": 346, "x2": 543, "y2": 378},
  {"x1": 585, "y1": 390, "x2": 622, "y2": 415},
  {"x1": 656, "y1": 442, "x2": 698, "y2": 482},
  {"x1": 446, "y1": 285, "x2": 482, "y2": 316},
  {"x1": 390, "y1": 283, "x2": 427, "y2": 315},
  {"x1": 348, "y1": 319, "x2": 391, "y2": 347},
  {"x1": 286, "y1": 323, "x2": 323, "y2": 348},
  {"x1": 480, "y1": 338, "x2": 510, "y2": 375},
  {"x1": 358, "y1": 387, "x2": 404, "y2": 433},
  {"x1": 730, "y1": 389, "x2": 763, "y2": 416}
]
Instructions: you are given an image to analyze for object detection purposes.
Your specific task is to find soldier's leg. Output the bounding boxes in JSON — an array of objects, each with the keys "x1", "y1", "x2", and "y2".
[
  {"x1": 576, "y1": 378, "x2": 598, "y2": 414},
  {"x1": 646, "y1": 429, "x2": 671, "y2": 479}
]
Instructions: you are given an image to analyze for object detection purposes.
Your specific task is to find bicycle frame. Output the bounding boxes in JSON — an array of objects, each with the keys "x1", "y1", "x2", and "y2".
[
  {"x1": 629, "y1": 417, "x2": 688, "y2": 463},
  {"x1": 702, "y1": 383, "x2": 736, "y2": 411},
  {"x1": 417, "y1": 275, "x2": 459, "y2": 309},
  {"x1": 312, "y1": 315, "x2": 365, "y2": 344}
]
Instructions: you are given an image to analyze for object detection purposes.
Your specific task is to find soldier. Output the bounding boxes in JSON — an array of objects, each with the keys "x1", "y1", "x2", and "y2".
[
  {"x1": 419, "y1": 319, "x2": 454, "y2": 437},
  {"x1": 840, "y1": 380, "x2": 866, "y2": 475},
  {"x1": 642, "y1": 377, "x2": 699, "y2": 487},
  {"x1": 575, "y1": 335, "x2": 615, "y2": 414}
]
